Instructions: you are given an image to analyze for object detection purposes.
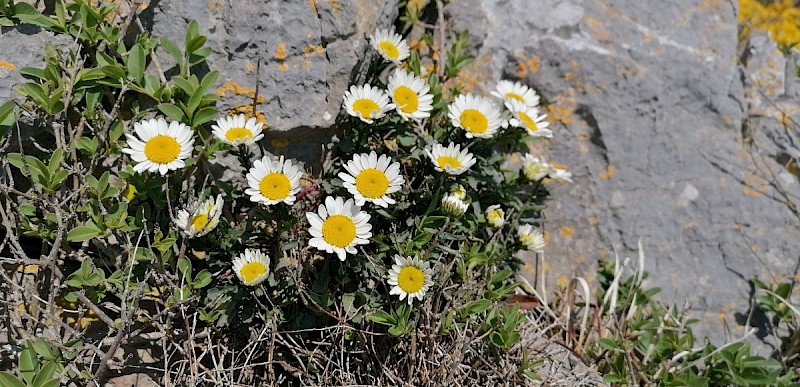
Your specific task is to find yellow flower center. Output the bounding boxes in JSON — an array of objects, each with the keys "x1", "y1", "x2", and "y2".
[
  {"x1": 379, "y1": 41, "x2": 400, "y2": 59},
  {"x1": 259, "y1": 172, "x2": 291, "y2": 201},
  {"x1": 191, "y1": 213, "x2": 210, "y2": 230},
  {"x1": 123, "y1": 184, "x2": 137, "y2": 201},
  {"x1": 144, "y1": 135, "x2": 181, "y2": 164},
  {"x1": 240, "y1": 262, "x2": 267, "y2": 284},
  {"x1": 519, "y1": 233, "x2": 535, "y2": 245},
  {"x1": 352, "y1": 98, "x2": 380, "y2": 119},
  {"x1": 518, "y1": 111, "x2": 538, "y2": 132},
  {"x1": 460, "y1": 109, "x2": 489, "y2": 134},
  {"x1": 355, "y1": 168, "x2": 390, "y2": 199},
  {"x1": 397, "y1": 265, "x2": 425, "y2": 293},
  {"x1": 504, "y1": 92, "x2": 525, "y2": 103},
  {"x1": 525, "y1": 164, "x2": 547, "y2": 179},
  {"x1": 393, "y1": 86, "x2": 419, "y2": 113},
  {"x1": 321, "y1": 214, "x2": 357, "y2": 248},
  {"x1": 437, "y1": 156, "x2": 462, "y2": 170},
  {"x1": 487, "y1": 210, "x2": 503, "y2": 222},
  {"x1": 225, "y1": 127, "x2": 253, "y2": 142}
]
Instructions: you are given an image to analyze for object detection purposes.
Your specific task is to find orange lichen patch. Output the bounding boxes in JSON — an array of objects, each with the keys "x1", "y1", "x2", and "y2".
[
  {"x1": 556, "y1": 275, "x2": 569, "y2": 288},
  {"x1": 523, "y1": 263, "x2": 535, "y2": 273},
  {"x1": 407, "y1": 0, "x2": 428, "y2": 11},
  {"x1": 271, "y1": 137, "x2": 290, "y2": 149},
  {"x1": 445, "y1": 55, "x2": 493, "y2": 95},
  {"x1": 598, "y1": 165, "x2": 615, "y2": 180},
  {"x1": 229, "y1": 104, "x2": 268, "y2": 126},
  {"x1": 588, "y1": 217, "x2": 598, "y2": 226},
  {"x1": 303, "y1": 44, "x2": 326, "y2": 55},
  {"x1": 245, "y1": 62, "x2": 255, "y2": 74},
  {"x1": 543, "y1": 230, "x2": 551, "y2": 244},
  {"x1": 14, "y1": 264, "x2": 39, "y2": 274},
  {"x1": 216, "y1": 82, "x2": 266, "y2": 104},
  {"x1": 327, "y1": 0, "x2": 343, "y2": 12},
  {"x1": 583, "y1": 15, "x2": 611, "y2": 41},
  {"x1": 207, "y1": 0, "x2": 223, "y2": 11},
  {"x1": 549, "y1": 161, "x2": 569, "y2": 170},
  {"x1": 275, "y1": 43, "x2": 288, "y2": 60},
  {"x1": 542, "y1": 261, "x2": 551, "y2": 272},
  {"x1": 577, "y1": 255, "x2": 587, "y2": 263},
  {"x1": 742, "y1": 173, "x2": 768, "y2": 197},
  {"x1": 546, "y1": 97, "x2": 576, "y2": 125},
  {"x1": 559, "y1": 226, "x2": 575, "y2": 238},
  {"x1": 512, "y1": 51, "x2": 541, "y2": 78},
  {"x1": 408, "y1": 39, "x2": 427, "y2": 51},
  {"x1": 138, "y1": 2, "x2": 148, "y2": 11},
  {"x1": 278, "y1": 63, "x2": 289, "y2": 71},
  {"x1": 308, "y1": 0, "x2": 317, "y2": 13},
  {"x1": 563, "y1": 72, "x2": 576, "y2": 81}
]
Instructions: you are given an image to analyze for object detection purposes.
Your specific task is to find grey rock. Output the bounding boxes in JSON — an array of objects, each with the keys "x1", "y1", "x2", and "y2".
[
  {"x1": 146, "y1": 0, "x2": 399, "y2": 164},
  {"x1": 0, "y1": 25, "x2": 74, "y2": 102},
  {"x1": 446, "y1": 0, "x2": 800, "y2": 349}
]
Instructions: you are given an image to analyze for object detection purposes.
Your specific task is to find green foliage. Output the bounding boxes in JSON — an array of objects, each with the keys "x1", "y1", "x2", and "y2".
[{"x1": 587, "y1": 259, "x2": 800, "y2": 386}]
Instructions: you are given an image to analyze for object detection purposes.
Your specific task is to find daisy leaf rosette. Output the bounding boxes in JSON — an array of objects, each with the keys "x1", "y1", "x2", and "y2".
[
  {"x1": 343, "y1": 84, "x2": 396, "y2": 124},
  {"x1": 306, "y1": 196, "x2": 372, "y2": 261},
  {"x1": 175, "y1": 194, "x2": 224, "y2": 238},
  {"x1": 338, "y1": 151, "x2": 405, "y2": 208},
  {"x1": 387, "y1": 255, "x2": 433, "y2": 305},
  {"x1": 212, "y1": 114, "x2": 265, "y2": 145},
  {"x1": 245, "y1": 155, "x2": 303, "y2": 206},
  {"x1": 506, "y1": 99, "x2": 552, "y2": 138},
  {"x1": 232, "y1": 249, "x2": 271, "y2": 286},
  {"x1": 424, "y1": 142, "x2": 476, "y2": 175},
  {"x1": 387, "y1": 68, "x2": 434, "y2": 121},
  {"x1": 122, "y1": 117, "x2": 194, "y2": 175},
  {"x1": 447, "y1": 93, "x2": 507, "y2": 139},
  {"x1": 370, "y1": 28, "x2": 410, "y2": 64},
  {"x1": 490, "y1": 80, "x2": 541, "y2": 108}
]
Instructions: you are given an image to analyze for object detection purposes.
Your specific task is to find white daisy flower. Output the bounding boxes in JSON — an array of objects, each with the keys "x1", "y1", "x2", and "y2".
[
  {"x1": 518, "y1": 224, "x2": 545, "y2": 253},
  {"x1": 424, "y1": 142, "x2": 476, "y2": 175},
  {"x1": 387, "y1": 255, "x2": 433, "y2": 305},
  {"x1": 343, "y1": 84, "x2": 396, "y2": 124},
  {"x1": 447, "y1": 93, "x2": 507, "y2": 139},
  {"x1": 522, "y1": 154, "x2": 549, "y2": 182},
  {"x1": 485, "y1": 205, "x2": 505, "y2": 228},
  {"x1": 175, "y1": 194, "x2": 224, "y2": 238},
  {"x1": 450, "y1": 184, "x2": 467, "y2": 200},
  {"x1": 387, "y1": 68, "x2": 433, "y2": 121},
  {"x1": 122, "y1": 118, "x2": 194, "y2": 175},
  {"x1": 306, "y1": 196, "x2": 372, "y2": 261},
  {"x1": 232, "y1": 249, "x2": 271, "y2": 286},
  {"x1": 370, "y1": 28, "x2": 410, "y2": 64},
  {"x1": 549, "y1": 167, "x2": 573, "y2": 183},
  {"x1": 245, "y1": 155, "x2": 303, "y2": 206},
  {"x1": 490, "y1": 80, "x2": 540, "y2": 108},
  {"x1": 211, "y1": 114, "x2": 265, "y2": 145},
  {"x1": 441, "y1": 194, "x2": 468, "y2": 217},
  {"x1": 338, "y1": 151, "x2": 404, "y2": 208},
  {"x1": 506, "y1": 100, "x2": 552, "y2": 138}
]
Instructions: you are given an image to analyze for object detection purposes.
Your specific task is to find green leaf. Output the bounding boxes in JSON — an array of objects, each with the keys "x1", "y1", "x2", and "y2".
[
  {"x1": 191, "y1": 106, "x2": 218, "y2": 127},
  {"x1": 193, "y1": 270, "x2": 212, "y2": 289},
  {"x1": 99, "y1": 65, "x2": 126, "y2": 80},
  {"x1": 177, "y1": 257, "x2": 192, "y2": 279},
  {"x1": 159, "y1": 37, "x2": 183, "y2": 65},
  {"x1": 18, "y1": 345, "x2": 37, "y2": 385},
  {"x1": 31, "y1": 338, "x2": 53, "y2": 360},
  {"x1": 0, "y1": 372, "x2": 25, "y2": 387},
  {"x1": 597, "y1": 338, "x2": 623, "y2": 352},
  {"x1": 200, "y1": 70, "x2": 219, "y2": 93},
  {"x1": 461, "y1": 299, "x2": 492, "y2": 316},
  {"x1": 127, "y1": 43, "x2": 145, "y2": 83},
  {"x1": 32, "y1": 361, "x2": 57, "y2": 387},
  {"x1": 0, "y1": 100, "x2": 15, "y2": 124},
  {"x1": 37, "y1": 379, "x2": 60, "y2": 387},
  {"x1": 367, "y1": 310, "x2": 395, "y2": 325},
  {"x1": 67, "y1": 223, "x2": 103, "y2": 242},
  {"x1": 157, "y1": 103, "x2": 185, "y2": 122}
]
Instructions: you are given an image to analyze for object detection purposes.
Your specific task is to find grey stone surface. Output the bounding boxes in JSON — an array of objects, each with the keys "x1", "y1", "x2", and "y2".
[
  {"x1": 445, "y1": 0, "x2": 800, "y2": 348},
  {"x1": 0, "y1": 25, "x2": 74, "y2": 102},
  {"x1": 146, "y1": 0, "x2": 399, "y2": 164}
]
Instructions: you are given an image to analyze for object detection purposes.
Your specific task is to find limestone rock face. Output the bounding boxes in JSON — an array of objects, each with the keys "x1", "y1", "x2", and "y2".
[
  {"x1": 445, "y1": 0, "x2": 800, "y2": 347},
  {"x1": 146, "y1": 0, "x2": 398, "y2": 162}
]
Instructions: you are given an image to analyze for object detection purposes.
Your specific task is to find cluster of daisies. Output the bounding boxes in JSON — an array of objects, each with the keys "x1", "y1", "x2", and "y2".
[{"x1": 117, "y1": 27, "x2": 569, "y2": 306}]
